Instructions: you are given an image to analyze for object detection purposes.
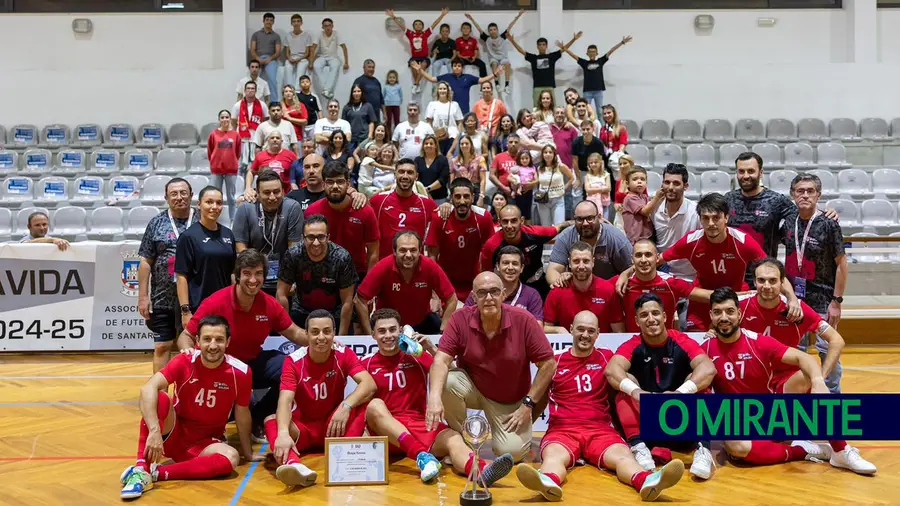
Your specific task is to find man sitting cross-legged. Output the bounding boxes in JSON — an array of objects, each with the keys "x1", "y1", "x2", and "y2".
[
  {"x1": 516, "y1": 310, "x2": 684, "y2": 502},
  {"x1": 120, "y1": 316, "x2": 258, "y2": 500},
  {"x1": 266, "y1": 309, "x2": 377, "y2": 487},
  {"x1": 362, "y1": 308, "x2": 515, "y2": 484}
]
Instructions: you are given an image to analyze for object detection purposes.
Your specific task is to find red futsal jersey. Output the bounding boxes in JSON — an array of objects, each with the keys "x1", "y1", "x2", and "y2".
[
  {"x1": 361, "y1": 351, "x2": 432, "y2": 419},
  {"x1": 370, "y1": 191, "x2": 438, "y2": 259},
  {"x1": 662, "y1": 228, "x2": 766, "y2": 331},
  {"x1": 250, "y1": 149, "x2": 297, "y2": 193},
  {"x1": 547, "y1": 348, "x2": 615, "y2": 430},
  {"x1": 455, "y1": 36, "x2": 478, "y2": 59},
  {"x1": 701, "y1": 328, "x2": 789, "y2": 394},
  {"x1": 406, "y1": 29, "x2": 432, "y2": 59},
  {"x1": 543, "y1": 277, "x2": 623, "y2": 331},
  {"x1": 357, "y1": 256, "x2": 455, "y2": 326},
  {"x1": 161, "y1": 351, "x2": 252, "y2": 439},
  {"x1": 739, "y1": 295, "x2": 824, "y2": 348},
  {"x1": 280, "y1": 345, "x2": 365, "y2": 422},
  {"x1": 305, "y1": 199, "x2": 380, "y2": 274},
  {"x1": 424, "y1": 206, "x2": 495, "y2": 300},
  {"x1": 621, "y1": 272, "x2": 695, "y2": 332}
]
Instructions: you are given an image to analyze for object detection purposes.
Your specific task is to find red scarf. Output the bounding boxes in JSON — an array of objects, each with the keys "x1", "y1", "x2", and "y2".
[{"x1": 238, "y1": 99, "x2": 264, "y2": 139}]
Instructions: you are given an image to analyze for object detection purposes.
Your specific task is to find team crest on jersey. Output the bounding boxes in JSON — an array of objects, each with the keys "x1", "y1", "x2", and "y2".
[
  {"x1": 414, "y1": 282, "x2": 428, "y2": 288},
  {"x1": 661, "y1": 357, "x2": 674, "y2": 364},
  {"x1": 774, "y1": 319, "x2": 790, "y2": 327},
  {"x1": 349, "y1": 217, "x2": 362, "y2": 224},
  {"x1": 524, "y1": 245, "x2": 538, "y2": 252},
  {"x1": 722, "y1": 253, "x2": 736, "y2": 260},
  {"x1": 398, "y1": 362, "x2": 415, "y2": 369},
  {"x1": 120, "y1": 247, "x2": 140, "y2": 297},
  {"x1": 591, "y1": 297, "x2": 606, "y2": 304},
  {"x1": 466, "y1": 227, "x2": 477, "y2": 233},
  {"x1": 326, "y1": 370, "x2": 336, "y2": 378},
  {"x1": 585, "y1": 364, "x2": 602, "y2": 370},
  {"x1": 738, "y1": 353, "x2": 753, "y2": 360},
  {"x1": 213, "y1": 382, "x2": 229, "y2": 390},
  {"x1": 256, "y1": 315, "x2": 269, "y2": 322},
  {"x1": 409, "y1": 207, "x2": 422, "y2": 213}
]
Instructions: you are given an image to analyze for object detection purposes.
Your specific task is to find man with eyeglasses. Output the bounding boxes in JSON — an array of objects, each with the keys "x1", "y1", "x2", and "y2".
[{"x1": 277, "y1": 214, "x2": 358, "y2": 334}]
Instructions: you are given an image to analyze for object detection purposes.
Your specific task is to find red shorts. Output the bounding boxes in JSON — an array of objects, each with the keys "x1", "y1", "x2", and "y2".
[
  {"x1": 540, "y1": 424, "x2": 626, "y2": 468},
  {"x1": 770, "y1": 367, "x2": 804, "y2": 393},
  {"x1": 163, "y1": 420, "x2": 220, "y2": 463},
  {"x1": 291, "y1": 405, "x2": 367, "y2": 452},
  {"x1": 381, "y1": 414, "x2": 450, "y2": 455}
]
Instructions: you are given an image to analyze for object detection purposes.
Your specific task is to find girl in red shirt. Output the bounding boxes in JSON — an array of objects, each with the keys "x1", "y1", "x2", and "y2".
[
  {"x1": 207, "y1": 109, "x2": 241, "y2": 218},
  {"x1": 282, "y1": 85, "x2": 309, "y2": 142},
  {"x1": 599, "y1": 104, "x2": 629, "y2": 155}
]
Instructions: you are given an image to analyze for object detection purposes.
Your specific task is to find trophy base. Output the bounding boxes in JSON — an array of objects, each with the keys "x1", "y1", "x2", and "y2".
[{"x1": 460, "y1": 490, "x2": 492, "y2": 506}]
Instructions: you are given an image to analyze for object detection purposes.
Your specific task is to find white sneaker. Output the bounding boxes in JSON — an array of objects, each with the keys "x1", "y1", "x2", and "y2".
[
  {"x1": 275, "y1": 462, "x2": 318, "y2": 487},
  {"x1": 516, "y1": 464, "x2": 562, "y2": 502},
  {"x1": 640, "y1": 460, "x2": 684, "y2": 502},
  {"x1": 689, "y1": 445, "x2": 715, "y2": 480},
  {"x1": 830, "y1": 445, "x2": 877, "y2": 475},
  {"x1": 631, "y1": 442, "x2": 655, "y2": 470},
  {"x1": 791, "y1": 440, "x2": 832, "y2": 462}
]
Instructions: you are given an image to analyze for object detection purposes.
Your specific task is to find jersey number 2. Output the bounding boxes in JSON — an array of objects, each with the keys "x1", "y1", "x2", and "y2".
[
  {"x1": 398, "y1": 213, "x2": 407, "y2": 228},
  {"x1": 194, "y1": 388, "x2": 217, "y2": 408}
]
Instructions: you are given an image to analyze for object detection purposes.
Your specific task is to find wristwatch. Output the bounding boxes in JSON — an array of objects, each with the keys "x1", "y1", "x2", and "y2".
[
  {"x1": 180, "y1": 304, "x2": 191, "y2": 314},
  {"x1": 832, "y1": 296, "x2": 844, "y2": 304},
  {"x1": 522, "y1": 395, "x2": 535, "y2": 409}
]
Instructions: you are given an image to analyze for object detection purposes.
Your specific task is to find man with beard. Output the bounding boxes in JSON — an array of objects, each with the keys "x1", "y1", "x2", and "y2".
[
  {"x1": 305, "y1": 161, "x2": 380, "y2": 281},
  {"x1": 253, "y1": 101, "x2": 298, "y2": 155},
  {"x1": 286, "y1": 153, "x2": 366, "y2": 212},
  {"x1": 139, "y1": 178, "x2": 199, "y2": 372},
  {"x1": 464, "y1": 245, "x2": 544, "y2": 323},
  {"x1": 392, "y1": 103, "x2": 435, "y2": 159},
  {"x1": 277, "y1": 214, "x2": 358, "y2": 334},
  {"x1": 176, "y1": 250, "x2": 309, "y2": 433},
  {"x1": 362, "y1": 308, "x2": 515, "y2": 484},
  {"x1": 267, "y1": 310, "x2": 377, "y2": 487},
  {"x1": 480, "y1": 204, "x2": 571, "y2": 298},
  {"x1": 604, "y1": 293, "x2": 717, "y2": 479},
  {"x1": 701, "y1": 287, "x2": 875, "y2": 475},
  {"x1": 233, "y1": 170, "x2": 303, "y2": 297},
  {"x1": 119, "y1": 316, "x2": 256, "y2": 500},
  {"x1": 425, "y1": 178, "x2": 494, "y2": 300},
  {"x1": 543, "y1": 242, "x2": 624, "y2": 334},
  {"x1": 738, "y1": 258, "x2": 845, "y2": 394},
  {"x1": 652, "y1": 164, "x2": 700, "y2": 282},
  {"x1": 546, "y1": 200, "x2": 632, "y2": 285},
  {"x1": 516, "y1": 311, "x2": 684, "y2": 503},
  {"x1": 355, "y1": 230, "x2": 457, "y2": 335},
  {"x1": 245, "y1": 131, "x2": 297, "y2": 196},
  {"x1": 370, "y1": 158, "x2": 438, "y2": 260}
]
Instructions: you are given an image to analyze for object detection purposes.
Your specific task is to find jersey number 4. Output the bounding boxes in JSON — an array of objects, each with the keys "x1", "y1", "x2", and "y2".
[
  {"x1": 724, "y1": 361, "x2": 745, "y2": 380},
  {"x1": 194, "y1": 388, "x2": 217, "y2": 408}
]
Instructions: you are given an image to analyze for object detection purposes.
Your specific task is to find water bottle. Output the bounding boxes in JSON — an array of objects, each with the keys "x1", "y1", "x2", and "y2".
[{"x1": 398, "y1": 324, "x2": 423, "y2": 357}]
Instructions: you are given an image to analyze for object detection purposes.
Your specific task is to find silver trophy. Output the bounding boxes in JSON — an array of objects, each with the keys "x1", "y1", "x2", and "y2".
[{"x1": 460, "y1": 413, "x2": 492, "y2": 506}]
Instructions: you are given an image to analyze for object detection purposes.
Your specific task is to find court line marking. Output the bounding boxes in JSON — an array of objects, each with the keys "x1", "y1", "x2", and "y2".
[
  {"x1": 0, "y1": 375, "x2": 147, "y2": 380},
  {"x1": 0, "y1": 401, "x2": 137, "y2": 407},
  {"x1": 228, "y1": 443, "x2": 267, "y2": 506}
]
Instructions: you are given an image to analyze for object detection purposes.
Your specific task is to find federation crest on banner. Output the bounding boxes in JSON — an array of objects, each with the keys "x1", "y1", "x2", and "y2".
[{"x1": 120, "y1": 249, "x2": 140, "y2": 297}]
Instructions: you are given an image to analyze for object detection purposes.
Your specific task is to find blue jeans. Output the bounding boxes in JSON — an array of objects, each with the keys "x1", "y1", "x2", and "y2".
[
  {"x1": 209, "y1": 174, "x2": 237, "y2": 220},
  {"x1": 583, "y1": 90, "x2": 604, "y2": 114},
  {"x1": 259, "y1": 55, "x2": 281, "y2": 102},
  {"x1": 798, "y1": 312, "x2": 842, "y2": 393},
  {"x1": 432, "y1": 58, "x2": 452, "y2": 79},
  {"x1": 283, "y1": 59, "x2": 310, "y2": 90}
]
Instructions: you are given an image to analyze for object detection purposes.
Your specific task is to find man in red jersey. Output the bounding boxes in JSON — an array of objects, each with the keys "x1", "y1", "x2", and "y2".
[
  {"x1": 305, "y1": 160, "x2": 380, "y2": 280},
  {"x1": 738, "y1": 258, "x2": 844, "y2": 394},
  {"x1": 425, "y1": 177, "x2": 494, "y2": 300},
  {"x1": 702, "y1": 287, "x2": 875, "y2": 475},
  {"x1": 370, "y1": 158, "x2": 438, "y2": 259},
  {"x1": 362, "y1": 308, "x2": 515, "y2": 484},
  {"x1": 247, "y1": 130, "x2": 297, "y2": 194},
  {"x1": 480, "y1": 204, "x2": 572, "y2": 298},
  {"x1": 605, "y1": 293, "x2": 717, "y2": 479},
  {"x1": 516, "y1": 311, "x2": 684, "y2": 502},
  {"x1": 266, "y1": 309, "x2": 377, "y2": 487},
  {"x1": 616, "y1": 192, "x2": 798, "y2": 331},
  {"x1": 120, "y1": 316, "x2": 257, "y2": 500},
  {"x1": 543, "y1": 242, "x2": 625, "y2": 333},
  {"x1": 355, "y1": 230, "x2": 457, "y2": 335},
  {"x1": 620, "y1": 240, "x2": 715, "y2": 332}
]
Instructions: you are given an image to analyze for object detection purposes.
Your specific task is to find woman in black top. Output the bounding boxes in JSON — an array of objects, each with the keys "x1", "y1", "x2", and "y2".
[
  {"x1": 327, "y1": 129, "x2": 356, "y2": 183},
  {"x1": 341, "y1": 84, "x2": 377, "y2": 151},
  {"x1": 415, "y1": 134, "x2": 450, "y2": 203},
  {"x1": 174, "y1": 185, "x2": 236, "y2": 327}
]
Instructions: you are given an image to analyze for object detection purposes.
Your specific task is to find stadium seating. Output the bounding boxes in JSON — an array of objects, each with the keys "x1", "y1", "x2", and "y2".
[
  {"x1": 104, "y1": 124, "x2": 134, "y2": 148},
  {"x1": 0, "y1": 207, "x2": 11, "y2": 241},
  {"x1": 809, "y1": 169, "x2": 839, "y2": 199},
  {"x1": 198, "y1": 122, "x2": 217, "y2": 147},
  {"x1": 816, "y1": 142, "x2": 851, "y2": 169},
  {"x1": 73, "y1": 124, "x2": 103, "y2": 148},
  {"x1": 653, "y1": 144, "x2": 683, "y2": 169},
  {"x1": 702, "y1": 119, "x2": 734, "y2": 143},
  {"x1": 797, "y1": 118, "x2": 829, "y2": 142},
  {"x1": 51, "y1": 206, "x2": 88, "y2": 240},
  {"x1": 70, "y1": 176, "x2": 105, "y2": 206},
  {"x1": 829, "y1": 118, "x2": 861, "y2": 142},
  {"x1": 9, "y1": 124, "x2": 39, "y2": 149},
  {"x1": 860, "y1": 118, "x2": 890, "y2": 142},
  {"x1": 189, "y1": 148, "x2": 210, "y2": 174},
  {"x1": 135, "y1": 123, "x2": 166, "y2": 150},
  {"x1": 735, "y1": 119, "x2": 766, "y2": 143},
  {"x1": 108, "y1": 176, "x2": 139, "y2": 204},
  {"x1": 1, "y1": 177, "x2": 34, "y2": 208},
  {"x1": 717, "y1": 143, "x2": 747, "y2": 169},
  {"x1": 184, "y1": 175, "x2": 210, "y2": 202},
  {"x1": 157, "y1": 148, "x2": 188, "y2": 175},
  {"x1": 627, "y1": 144, "x2": 651, "y2": 168},
  {"x1": 140, "y1": 175, "x2": 171, "y2": 206},
  {"x1": 53, "y1": 149, "x2": 87, "y2": 177},
  {"x1": 766, "y1": 118, "x2": 798, "y2": 143},
  {"x1": 701, "y1": 170, "x2": 731, "y2": 194},
  {"x1": 647, "y1": 171, "x2": 662, "y2": 194},
  {"x1": 121, "y1": 149, "x2": 154, "y2": 177},
  {"x1": 640, "y1": 119, "x2": 672, "y2": 143},
  {"x1": 783, "y1": 142, "x2": 815, "y2": 169},
  {"x1": 768, "y1": 169, "x2": 798, "y2": 196},
  {"x1": 672, "y1": 119, "x2": 703, "y2": 143},
  {"x1": 21, "y1": 148, "x2": 52, "y2": 176},
  {"x1": 860, "y1": 198, "x2": 896, "y2": 234},
  {"x1": 166, "y1": 123, "x2": 200, "y2": 148},
  {"x1": 872, "y1": 168, "x2": 900, "y2": 199},
  {"x1": 34, "y1": 176, "x2": 69, "y2": 207},
  {"x1": 125, "y1": 206, "x2": 160, "y2": 240},
  {"x1": 38, "y1": 124, "x2": 71, "y2": 150},
  {"x1": 0, "y1": 150, "x2": 18, "y2": 177},
  {"x1": 685, "y1": 143, "x2": 717, "y2": 171},
  {"x1": 87, "y1": 207, "x2": 125, "y2": 240},
  {"x1": 838, "y1": 169, "x2": 874, "y2": 200},
  {"x1": 751, "y1": 143, "x2": 784, "y2": 169}
]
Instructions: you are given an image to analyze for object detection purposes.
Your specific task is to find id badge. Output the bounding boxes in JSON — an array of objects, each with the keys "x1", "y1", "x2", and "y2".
[
  {"x1": 793, "y1": 277, "x2": 806, "y2": 299},
  {"x1": 266, "y1": 259, "x2": 280, "y2": 282}
]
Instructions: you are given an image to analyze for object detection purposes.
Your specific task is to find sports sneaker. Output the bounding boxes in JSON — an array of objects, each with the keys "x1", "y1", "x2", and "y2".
[
  {"x1": 251, "y1": 425, "x2": 267, "y2": 444},
  {"x1": 640, "y1": 459, "x2": 684, "y2": 502},
  {"x1": 415, "y1": 452, "x2": 442, "y2": 482},
  {"x1": 830, "y1": 445, "x2": 877, "y2": 475},
  {"x1": 481, "y1": 453, "x2": 514, "y2": 487},
  {"x1": 120, "y1": 465, "x2": 138, "y2": 486},
  {"x1": 689, "y1": 445, "x2": 715, "y2": 480},
  {"x1": 275, "y1": 462, "x2": 318, "y2": 487},
  {"x1": 120, "y1": 468, "x2": 153, "y2": 500},
  {"x1": 516, "y1": 464, "x2": 562, "y2": 502},
  {"x1": 631, "y1": 442, "x2": 655, "y2": 470},
  {"x1": 791, "y1": 440, "x2": 832, "y2": 462}
]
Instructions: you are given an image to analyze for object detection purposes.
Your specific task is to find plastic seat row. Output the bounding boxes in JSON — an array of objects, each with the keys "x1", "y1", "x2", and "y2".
[
  {"x1": 626, "y1": 142, "x2": 850, "y2": 171},
  {"x1": 0, "y1": 147, "x2": 210, "y2": 177},
  {"x1": 623, "y1": 118, "x2": 896, "y2": 144},
  {"x1": 0, "y1": 123, "x2": 213, "y2": 150},
  {"x1": 0, "y1": 205, "x2": 161, "y2": 241},
  {"x1": 824, "y1": 198, "x2": 900, "y2": 236}
]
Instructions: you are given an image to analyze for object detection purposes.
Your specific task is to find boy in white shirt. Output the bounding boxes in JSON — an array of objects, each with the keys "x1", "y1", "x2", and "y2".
[
  {"x1": 283, "y1": 14, "x2": 314, "y2": 89},
  {"x1": 313, "y1": 99, "x2": 352, "y2": 155},
  {"x1": 464, "y1": 10, "x2": 524, "y2": 94}
]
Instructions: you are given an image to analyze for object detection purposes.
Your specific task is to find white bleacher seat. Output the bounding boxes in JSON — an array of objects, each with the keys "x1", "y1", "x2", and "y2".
[
  {"x1": 21, "y1": 148, "x2": 51, "y2": 176},
  {"x1": 872, "y1": 168, "x2": 900, "y2": 199},
  {"x1": 703, "y1": 119, "x2": 734, "y2": 143},
  {"x1": 682, "y1": 171, "x2": 700, "y2": 200},
  {"x1": 797, "y1": 118, "x2": 829, "y2": 142},
  {"x1": 121, "y1": 149, "x2": 154, "y2": 176},
  {"x1": 88, "y1": 149, "x2": 120, "y2": 176},
  {"x1": 15, "y1": 207, "x2": 49, "y2": 235},
  {"x1": 140, "y1": 175, "x2": 172, "y2": 206},
  {"x1": 108, "y1": 176, "x2": 140, "y2": 204},
  {"x1": 751, "y1": 143, "x2": 785, "y2": 169},
  {"x1": 189, "y1": 148, "x2": 210, "y2": 174},
  {"x1": 104, "y1": 123, "x2": 134, "y2": 148},
  {"x1": 198, "y1": 122, "x2": 217, "y2": 147},
  {"x1": 38, "y1": 124, "x2": 71, "y2": 149},
  {"x1": 838, "y1": 168, "x2": 873, "y2": 200},
  {"x1": 184, "y1": 175, "x2": 210, "y2": 203},
  {"x1": 783, "y1": 142, "x2": 815, "y2": 169},
  {"x1": 849, "y1": 232, "x2": 888, "y2": 263},
  {"x1": 70, "y1": 176, "x2": 105, "y2": 206},
  {"x1": 167, "y1": 123, "x2": 200, "y2": 148},
  {"x1": 808, "y1": 169, "x2": 839, "y2": 199},
  {"x1": 627, "y1": 144, "x2": 652, "y2": 169},
  {"x1": 135, "y1": 123, "x2": 166, "y2": 149},
  {"x1": 53, "y1": 149, "x2": 86, "y2": 177},
  {"x1": 34, "y1": 176, "x2": 69, "y2": 207},
  {"x1": 891, "y1": 118, "x2": 900, "y2": 141},
  {"x1": 0, "y1": 150, "x2": 17, "y2": 177},
  {"x1": 735, "y1": 119, "x2": 766, "y2": 143},
  {"x1": 672, "y1": 119, "x2": 703, "y2": 143},
  {"x1": 87, "y1": 207, "x2": 125, "y2": 240},
  {"x1": 0, "y1": 207, "x2": 11, "y2": 240},
  {"x1": 653, "y1": 144, "x2": 683, "y2": 169},
  {"x1": 816, "y1": 142, "x2": 851, "y2": 169},
  {"x1": 621, "y1": 120, "x2": 640, "y2": 142},
  {"x1": 647, "y1": 171, "x2": 663, "y2": 194},
  {"x1": 860, "y1": 199, "x2": 897, "y2": 233},
  {"x1": 73, "y1": 123, "x2": 103, "y2": 148},
  {"x1": 767, "y1": 169, "x2": 798, "y2": 196},
  {"x1": 700, "y1": 170, "x2": 732, "y2": 194},
  {"x1": 825, "y1": 199, "x2": 862, "y2": 228},
  {"x1": 52, "y1": 206, "x2": 87, "y2": 240},
  {"x1": 717, "y1": 143, "x2": 748, "y2": 169},
  {"x1": 157, "y1": 148, "x2": 188, "y2": 175},
  {"x1": 1, "y1": 176, "x2": 34, "y2": 208},
  {"x1": 860, "y1": 118, "x2": 890, "y2": 142},
  {"x1": 766, "y1": 118, "x2": 798, "y2": 143},
  {"x1": 685, "y1": 143, "x2": 717, "y2": 171},
  {"x1": 829, "y1": 118, "x2": 861, "y2": 141},
  {"x1": 125, "y1": 206, "x2": 160, "y2": 240},
  {"x1": 640, "y1": 120, "x2": 672, "y2": 143},
  {"x1": 9, "y1": 124, "x2": 38, "y2": 149}
]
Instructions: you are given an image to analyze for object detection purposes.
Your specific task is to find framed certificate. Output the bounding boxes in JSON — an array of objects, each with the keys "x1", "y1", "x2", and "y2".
[{"x1": 324, "y1": 436, "x2": 389, "y2": 486}]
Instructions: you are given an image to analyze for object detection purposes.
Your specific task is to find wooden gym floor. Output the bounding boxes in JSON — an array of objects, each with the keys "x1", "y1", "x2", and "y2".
[{"x1": 1, "y1": 347, "x2": 898, "y2": 506}]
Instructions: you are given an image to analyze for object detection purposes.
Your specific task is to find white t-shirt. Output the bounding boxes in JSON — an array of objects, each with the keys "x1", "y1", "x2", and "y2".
[
  {"x1": 253, "y1": 120, "x2": 297, "y2": 148},
  {"x1": 236, "y1": 76, "x2": 271, "y2": 100},
  {"x1": 652, "y1": 197, "x2": 701, "y2": 281},
  {"x1": 425, "y1": 100, "x2": 464, "y2": 139},
  {"x1": 316, "y1": 30, "x2": 343, "y2": 59},
  {"x1": 313, "y1": 118, "x2": 352, "y2": 154},
  {"x1": 287, "y1": 30, "x2": 313, "y2": 60},
  {"x1": 391, "y1": 121, "x2": 435, "y2": 160}
]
